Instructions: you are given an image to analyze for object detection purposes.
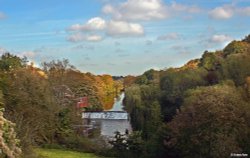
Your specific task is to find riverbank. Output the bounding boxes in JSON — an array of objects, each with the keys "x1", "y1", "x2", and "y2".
[{"x1": 36, "y1": 148, "x2": 105, "y2": 158}]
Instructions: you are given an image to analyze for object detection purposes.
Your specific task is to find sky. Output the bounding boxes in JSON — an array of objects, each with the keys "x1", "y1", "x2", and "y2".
[{"x1": 0, "y1": 0, "x2": 250, "y2": 76}]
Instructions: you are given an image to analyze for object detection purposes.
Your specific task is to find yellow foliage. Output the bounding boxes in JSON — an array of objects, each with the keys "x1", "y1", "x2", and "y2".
[{"x1": 37, "y1": 70, "x2": 48, "y2": 79}]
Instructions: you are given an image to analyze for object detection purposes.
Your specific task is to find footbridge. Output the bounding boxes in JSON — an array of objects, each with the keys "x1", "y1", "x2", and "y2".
[{"x1": 82, "y1": 111, "x2": 128, "y2": 120}]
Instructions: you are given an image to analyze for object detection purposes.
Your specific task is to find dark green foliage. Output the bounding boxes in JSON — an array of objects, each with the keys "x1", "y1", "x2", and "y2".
[
  {"x1": 124, "y1": 35, "x2": 250, "y2": 158},
  {"x1": 109, "y1": 131, "x2": 128, "y2": 152},
  {"x1": 108, "y1": 131, "x2": 144, "y2": 158},
  {"x1": 2, "y1": 68, "x2": 60, "y2": 152},
  {"x1": 146, "y1": 124, "x2": 180, "y2": 158},
  {"x1": 1, "y1": 34, "x2": 250, "y2": 158},
  {"x1": 160, "y1": 68, "x2": 207, "y2": 101},
  {"x1": 135, "y1": 75, "x2": 148, "y2": 85},
  {"x1": 223, "y1": 41, "x2": 249, "y2": 57},
  {"x1": 243, "y1": 34, "x2": 250, "y2": 43},
  {"x1": 0, "y1": 53, "x2": 26, "y2": 71},
  {"x1": 0, "y1": 56, "x2": 119, "y2": 157},
  {"x1": 135, "y1": 69, "x2": 160, "y2": 85},
  {"x1": 200, "y1": 51, "x2": 223, "y2": 71},
  {"x1": 124, "y1": 85, "x2": 161, "y2": 139},
  {"x1": 126, "y1": 131, "x2": 144, "y2": 155},
  {"x1": 57, "y1": 108, "x2": 73, "y2": 137},
  {"x1": 166, "y1": 84, "x2": 250, "y2": 158},
  {"x1": 222, "y1": 50, "x2": 250, "y2": 85},
  {"x1": 57, "y1": 134, "x2": 98, "y2": 152},
  {"x1": 160, "y1": 67, "x2": 207, "y2": 121}
]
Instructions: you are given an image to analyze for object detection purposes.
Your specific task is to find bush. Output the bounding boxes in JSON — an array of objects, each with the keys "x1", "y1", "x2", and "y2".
[
  {"x1": 41, "y1": 143, "x2": 65, "y2": 150},
  {"x1": 0, "y1": 109, "x2": 22, "y2": 158},
  {"x1": 57, "y1": 134, "x2": 105, "y2": 153}
]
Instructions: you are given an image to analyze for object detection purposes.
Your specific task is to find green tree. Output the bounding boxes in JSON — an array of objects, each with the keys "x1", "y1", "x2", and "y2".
[
  {"x1": 109, "y1": 131, "x2": 144, "y2": 158},
  {"x1": 166, "y1": 84, "x2": 250, "y2": 158},
  {"x1": 242, "y1": 34, "x2": 250, "y2": 43},
  {"x1": 160, "y1": 67, "x2": 207, "y2": 121},
  {"x1": 222, "y1": 53, "x2": 250, "y2": 85},
  {"x1": 199, "y1": 51, "x2": 223, "y2": 71},
  {"x1": 3, "y1": 68, "x2": 60, "y2": 152},
  {"x1": 0, "y1": 53, "x2": 26, "y2": 71},
  {"x1": 124, "y1": 85, "x2": 161, "y2": 140},
  {"x1": 223, "y1": 41, "x2": 249, "y2": 57}
]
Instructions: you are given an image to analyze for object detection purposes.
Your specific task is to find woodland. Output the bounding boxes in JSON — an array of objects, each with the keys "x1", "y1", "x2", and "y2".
[{"x1": 1, "y1": 35, "x2": 250, "y2": 158}]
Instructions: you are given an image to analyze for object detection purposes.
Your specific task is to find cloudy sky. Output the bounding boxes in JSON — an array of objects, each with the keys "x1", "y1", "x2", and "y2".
[{"x1": 0, "y1": 0, "x2": 249, "y2": 75}]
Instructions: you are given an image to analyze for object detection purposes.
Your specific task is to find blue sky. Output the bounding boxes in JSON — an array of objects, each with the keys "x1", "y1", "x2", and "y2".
[{"x1": 0, "y1": 0, "x2": 250, "y2": 75}]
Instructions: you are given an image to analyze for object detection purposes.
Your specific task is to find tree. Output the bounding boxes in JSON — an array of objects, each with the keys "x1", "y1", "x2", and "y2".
[
  {"x1": 245, "y1": 77, "x2": 250, "y2": 98},
  {"x1": 135, "y1": 75, "x2": 148, "y2": 85},
  {"x1": 41, "y1": 59, "x2": 75, "y2": 85},
  {"x1": 160, "y1": 67, "x2": 207, "y2": 121},
  {"x1": 222, "y1": 53, "x2": 250, "y2": 86},
  {"x1": 0, "y1": 91, "x2": 22, "y2": 158},
  {"x1": 124, "y1": 85, "x2": 161, "y2": 140},
  {"x1": 0, "y1": 53, "x2": 26, "y2": 71},
  {"x1": 109, "y1": 131, "x2": 144, "y2": 158},
  {"x1": 124, "y1": 75, "x2": 137, "y2": 88},
  {"x1": 166, "y1": 84, "x2": 250, "y2": 158},
  {"x1": 2, "y1": 68, "x2": 61, "y2": 152},
  {"x1": 200, "y1": 51, "x2": 223, "y2": 71},
  {"x1": 223, "y1": 41, "x2": 249, "y2": 57}
]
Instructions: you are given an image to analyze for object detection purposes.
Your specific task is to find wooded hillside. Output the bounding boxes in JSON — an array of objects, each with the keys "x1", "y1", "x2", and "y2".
[
  {"x1": 0, "y1": 55, "x2": 122, "y2": 157},
  {"x1": 123, "y1": 35, "x2": 250, "y2": 158}
]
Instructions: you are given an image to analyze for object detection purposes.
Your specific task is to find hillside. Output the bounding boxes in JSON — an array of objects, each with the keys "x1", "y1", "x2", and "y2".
[
  {"x1": 123, "y1": 34, "x2": 250, "y2": 158},
  {"x1": 1, "y1": 35, "x2": 250, "y2": 158},
  {"x1": 0, "y1": 56, "x2": 122, "y2": 157}
]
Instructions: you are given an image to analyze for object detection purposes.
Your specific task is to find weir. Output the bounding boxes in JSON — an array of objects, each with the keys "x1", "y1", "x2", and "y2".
[{"x1": 82, "y1": 111, "x2": 128, "y2": 120}]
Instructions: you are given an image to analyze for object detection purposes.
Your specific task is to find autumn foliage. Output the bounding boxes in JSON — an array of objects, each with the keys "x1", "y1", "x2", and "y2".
[{"x1": 124, "y1": 35, "x2": 250, "y2": 158}]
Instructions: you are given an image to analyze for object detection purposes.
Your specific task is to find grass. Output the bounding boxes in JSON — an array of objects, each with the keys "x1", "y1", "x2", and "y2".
[{"x1": 36, "y1": 148, "x2": 103, "y2": 158}]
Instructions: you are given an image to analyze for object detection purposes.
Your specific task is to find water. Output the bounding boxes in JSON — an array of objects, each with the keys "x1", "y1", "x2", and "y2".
[
  {"x1": 106, "y1": 92, "x2": 125, "y2": 111},
  {"x1": 100, "y1": 119, "x2": 131, "y2": 136},
  {"x1": 83, "y1": 92, "x2": 132, "y2": 137}
]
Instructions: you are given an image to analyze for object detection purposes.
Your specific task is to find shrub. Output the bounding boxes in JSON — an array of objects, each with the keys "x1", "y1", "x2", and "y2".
[{"x1": 0, "y1": 109, "x2": 22, "y2": 158}]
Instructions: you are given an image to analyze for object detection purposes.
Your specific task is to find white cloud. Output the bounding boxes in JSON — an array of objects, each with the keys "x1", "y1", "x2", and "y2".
[
  {"x1": 170, "y1": 2, "x2": 201, "y2": 14},
  {"x1": 72, "y1": 44, "x2": 95, "y2": 50},
  {"x1": 107, "y1": 20, "x2": 144, "y2": 37},
  {"x1": 102, "y1": 0, "x2": 169, "y2": 21},
  {"x1": 102, "y1": 0, "x2": 202, "y2": 21},
  {"x1": 102, "y1": 4, "x2": 116, "y2": 14},
  {"x1": 67, "y1": 17, "x2": 144, "y2": 41},
  {"x1": 86, "y1": 35, "x2": 103, "y2": 41},
  {"x1": 67, "y1": 1, "x2": 204, "y2": 41},
  {"x1": 68, "y1": 17, "x2": 106, "y2": 31},
  {"x1": 210, "y1": 34, "x2": 232, "y2": 43},
  {"x1": 209, "y1": 5, "x2": 250, "y2": 20},
  {"x1": 209, "y1": 6, "x2": 233, "y2": 19},
  {"x1": 20, "y1": 51, "x2": 37, "y2": 59},
  {"x1": 0, "y1": 12, "x2": 6, "y2": 19},
  {"x1": 67, "y1": 33, "x2": 83, "y2": 42},
  {"x1": 0, "y1": 47, "x2": 7, "y2": 54},
  {"x1": 237, "y1": 6, "x2": 250, "y2": 16},
  {"x1": 157, "y1": 33, "x2": 180, "y2": 40},
  {"x1": 67, "y1": 33, "x2": 103, "y2": 42},
  {"x1": 187, "y1": 6, "x2": 202, "y2": 14}
]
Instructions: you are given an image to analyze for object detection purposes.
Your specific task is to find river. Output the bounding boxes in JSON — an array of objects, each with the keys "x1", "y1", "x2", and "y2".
[{"x1": 83, "y1": 92, "x2": 132, "y2": 137}]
